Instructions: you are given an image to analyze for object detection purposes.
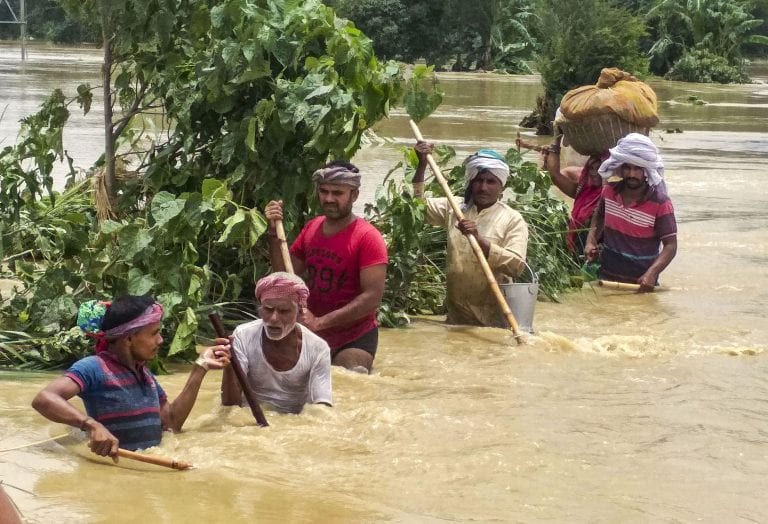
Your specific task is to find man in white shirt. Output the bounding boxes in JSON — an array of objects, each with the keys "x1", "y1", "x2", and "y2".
[{"x1": 221, "y1": 272, "x2": 332, "y2": 413}]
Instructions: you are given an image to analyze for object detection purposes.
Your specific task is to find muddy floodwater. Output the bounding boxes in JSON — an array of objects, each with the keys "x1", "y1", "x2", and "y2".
[{"x1": 2, "y1": 43, "x2": 768, "y2": 522}]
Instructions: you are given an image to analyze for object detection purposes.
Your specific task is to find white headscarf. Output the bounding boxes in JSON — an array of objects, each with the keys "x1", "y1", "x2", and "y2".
[
  {"x1": 598, "y1": 133, "x2": 664, "y2": 187},
  {"x1": 463, "y1": 150, "x2": 511, "y2": 188}
]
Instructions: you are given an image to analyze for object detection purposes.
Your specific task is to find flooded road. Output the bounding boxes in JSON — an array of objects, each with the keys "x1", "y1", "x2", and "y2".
[{"x1": 2, "y1": 43, "x2": 768, "y2": 522}]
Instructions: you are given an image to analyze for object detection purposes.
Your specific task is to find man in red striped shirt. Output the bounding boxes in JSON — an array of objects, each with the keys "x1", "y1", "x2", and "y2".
[{"x1": 585, "y1": 134, "x2": 677, "y2": 292}]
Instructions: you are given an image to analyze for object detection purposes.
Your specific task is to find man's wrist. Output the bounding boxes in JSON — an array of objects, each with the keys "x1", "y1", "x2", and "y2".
[
  {"x1": 194, "y1": 356, "x2": 210, "y2": 371},
  {"x1": 79, "y1": 416, "x2": 95, "y2": 432},
  {"x1": 313, "y1": 315, "x2": 328, "y2": 332}
]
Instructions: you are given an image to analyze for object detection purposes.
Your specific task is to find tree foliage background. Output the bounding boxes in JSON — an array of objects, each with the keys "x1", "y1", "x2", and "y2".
[
  {"x1": 2, "y1": 0, "x2": 767, "y2": 368},
  {"x1": 325, "y1": 0, "x2": 538, "y2": 73},
  {"x1": 1, "y1": 0, "x2": 403, "y2": 368}
]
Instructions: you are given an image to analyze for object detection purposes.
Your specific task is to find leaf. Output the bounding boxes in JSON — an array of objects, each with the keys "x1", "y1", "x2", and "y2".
[
  {"x1": 202, "y1": 178, "x2": 230, "y2": 201},
  {"x1": 403, "y1": 65, "x2": 443, "y2": 123},
  {"x1": 127, "y1": 268, "x2": 158, "y2": 295},
  {"x1": 118, "y1": 225, "x2": 153, "y2": 259},
  {"x1": 76, "y1": 84, "x2": 92, "y2": 115},
  {"x1": 217, "y1": 209, "x2": 246, "y2": 243},
  {"x1": 153, "y1": 9, "x2": 175, "y2": 47},
  {"x1": 156, "y1": 292, "x2": 183, "y2": 313},
  {"x1": 247, "y1": 209, "x2": 267, "y2": 246},
  {"x1": 220, "y1": 132, "x2": 237, "y2": 165},
  {"x1": 168, "y1": 307, "x2": 197, "y2": 356},
  {"x1": 305, "y1": 84, "x2": 335, "y2": 100},
  {"x1": 38, "y1": 295, "x2": 77, "y2": 330},
  {"x1": 246, "y1": 117, "x2": 257, "y2": 152},
  {"x1": 100, "y1": 220, "x2": 124, "y2": 234},
  {"x1": 150, "y1": 192, "x2": 186, "y2": 227}
]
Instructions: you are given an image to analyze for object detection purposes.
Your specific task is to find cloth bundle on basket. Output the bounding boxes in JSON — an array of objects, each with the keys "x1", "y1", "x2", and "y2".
[{"x1": 554, "y1": 68, "x2": 659, "y2": 156}]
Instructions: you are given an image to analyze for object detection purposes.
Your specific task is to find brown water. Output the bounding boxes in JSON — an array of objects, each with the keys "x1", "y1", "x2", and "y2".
[{"x1": 2, "y1": 43, "x2": 768, "y2": 522}]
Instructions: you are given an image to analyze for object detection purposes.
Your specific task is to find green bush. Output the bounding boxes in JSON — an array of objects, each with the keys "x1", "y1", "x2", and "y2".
[{"x1": 666, "y1": 48, "x2": 749, "y2": 84}]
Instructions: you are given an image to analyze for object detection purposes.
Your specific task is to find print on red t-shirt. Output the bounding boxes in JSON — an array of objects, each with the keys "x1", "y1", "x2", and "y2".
[{"x1": 290, "y1": 216, "x2": 388, "y2": 350}]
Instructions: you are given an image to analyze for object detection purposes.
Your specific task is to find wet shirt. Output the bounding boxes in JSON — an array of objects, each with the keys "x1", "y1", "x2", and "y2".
[
  {"x1": 598, "y1": 183, "x2": 677, "y2": 283},
  {"x1": 568, "y1": 168, "x2": 603, "y2": 253},
  {"x1": 65, "y1": 353, "x2": 167, "y2": 451},
  {"x1": 291, "y1": 216, "x2": 388, "y2": 349},
  {"x1": 426, "y1": 197, "x2": 528, "y2": 327},
  {"x1": 232, "y1": 320, "x2": 332, "y2": 413}
]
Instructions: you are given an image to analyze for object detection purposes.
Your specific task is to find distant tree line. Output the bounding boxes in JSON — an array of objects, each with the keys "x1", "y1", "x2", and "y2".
[
  {"x1": 0, "y1": 0, "x2": 99, "y2": 43},
  {"x1": 2, "y1": 0, "x2": 766, "y2": 132},
  {"x1": 327, "y1": 0, "x2": 767, "y2": 130},
  {"x1": 3, "y1": 0, "x2": 765, "y2": 81}
]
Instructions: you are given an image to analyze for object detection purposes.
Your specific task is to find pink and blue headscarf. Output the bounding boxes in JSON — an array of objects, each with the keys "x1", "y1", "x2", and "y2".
[{"x1": 77, "y1": 299, "x2": 164, "y2": 353}]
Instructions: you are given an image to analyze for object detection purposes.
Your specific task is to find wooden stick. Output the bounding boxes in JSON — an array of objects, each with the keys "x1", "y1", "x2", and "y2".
[
  {"x1": 209, "y1": 313, "x2": 269, "y2": 427},
  {"x1": 598, "y1": 280, "x2": 642, "y2": 291},
  {"x1": 515, "y1": 132, "x2": 546, "y2": 153},
  {"x1": 117, "y1": 448, "x2": 192, "y2": 470},
  {"x1": 275, "y1": 219, "x2": 294, "y2": 274},
  {"x1": 410, "y1": 120, "x2": 524, "y2": 344}
]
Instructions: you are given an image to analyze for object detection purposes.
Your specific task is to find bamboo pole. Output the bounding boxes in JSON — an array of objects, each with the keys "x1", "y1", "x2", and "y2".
[
  {"x1": 598, "y1": 280, "x2": 642, "y2": 291},
  {"x1": 515, "y1": 132, "x2": 546, "y2": 153},
  {"x1": 117, "y1": 448, "x2": 192, "y2": 470},
  {"x1": 409, "y1": 120, "x2": 524, "y2": 344},
  {"x1": 209, "y1": 313, "x2": 269, "y2": 427},
  {"x1": 275, "y1": 219, "x2": 294, "y2": 274}
]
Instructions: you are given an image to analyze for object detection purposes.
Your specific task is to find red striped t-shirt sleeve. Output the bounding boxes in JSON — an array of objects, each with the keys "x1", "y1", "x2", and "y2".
[{"x1": 654, "y1": 199, "x2": 677, "y2": 239}]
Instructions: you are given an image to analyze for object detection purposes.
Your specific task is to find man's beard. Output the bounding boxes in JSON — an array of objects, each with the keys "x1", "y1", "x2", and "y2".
[
  {"x1": 322, "y1": 204, "x2": 351, "y2": 219},
  {"x1": 625, "y1": 178, "x2": 646, "y2": 190},
  {"x1": 264, "y1": 323, "x2": 296, "y2": 341}
]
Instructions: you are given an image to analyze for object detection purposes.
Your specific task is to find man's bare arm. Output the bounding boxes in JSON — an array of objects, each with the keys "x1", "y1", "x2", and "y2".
[
  {"x1": 32, "y1": 377, "x2": 119, "y2": 457},
  {"x1": 543, "y1": 150, "x2": 579, "y2": 198},
  {"x1": 161, "y1": 341, "x2": 231, "y2": 432},
  {"x1": 637, "y1": 236, "x2": 678, "y2": 292},
  {"x1": 310, "y1": 264, "x2": 387, "y2": 332},
  {"x1": 584, "y1": 203, "x2": 605, "y2": 262}
]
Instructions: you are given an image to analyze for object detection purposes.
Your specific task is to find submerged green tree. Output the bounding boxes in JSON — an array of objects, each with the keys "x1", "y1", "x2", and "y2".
[
  {"x1": 1, "y1": 0, "x2": 404, "y2": 367},
  {"x1": 646, "y1": 0, "x2": 768, "y2": 81},
  {"x1": 329, "y1": 0, "x2": 537, "y2": 72},
  {"x1": 0, "y1": 0, "x2": 98, "y2": 42}
]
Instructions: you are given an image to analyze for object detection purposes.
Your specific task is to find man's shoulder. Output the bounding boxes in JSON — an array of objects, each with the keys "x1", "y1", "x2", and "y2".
[
  {"x1": 648, "y1": 187, "x2": 673, "y2": 206},
  {"x1": 493, "y1": 201, "x2": 526, "y2": 222},
  {"x1": 298, "y1": 324, "x2": 330, "y2": 352},
  {"x1": 353, "y1": 217, "x2": 387, "y2": 245},
  {"x1": 299, "y1": 216, "x2": 325, "y2": 233},
  {"x1": 354, "y1": 216, "x2": 383, "y2": 234},
  {"x1": 68, "y1": 354, "x2": 104, "y2": 372}
]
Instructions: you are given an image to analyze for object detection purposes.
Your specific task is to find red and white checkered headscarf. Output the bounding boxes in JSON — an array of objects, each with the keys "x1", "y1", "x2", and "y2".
[{"x1": 254, "y1": 272, "x2": 309, "y2": 309}]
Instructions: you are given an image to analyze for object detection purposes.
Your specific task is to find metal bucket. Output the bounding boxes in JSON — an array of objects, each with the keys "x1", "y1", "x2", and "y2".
[{"x1": 499, "y1": 262, "x2": 539, "y2": 333}]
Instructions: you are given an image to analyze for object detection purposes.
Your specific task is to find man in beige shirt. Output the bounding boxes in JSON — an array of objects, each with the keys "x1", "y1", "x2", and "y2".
[{"x1": 413, "y1": 143, "x2": 528, "y2": 327}]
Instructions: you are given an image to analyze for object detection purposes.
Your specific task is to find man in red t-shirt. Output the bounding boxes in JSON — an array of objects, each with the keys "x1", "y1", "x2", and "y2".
[{"x1": 265, "y1": 161, "x2": 388, "y2": 373}]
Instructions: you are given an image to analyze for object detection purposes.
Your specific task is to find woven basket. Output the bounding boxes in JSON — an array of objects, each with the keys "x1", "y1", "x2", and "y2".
[{"x1": 555, "y1": 113, "x2": 650, "y2": 156}]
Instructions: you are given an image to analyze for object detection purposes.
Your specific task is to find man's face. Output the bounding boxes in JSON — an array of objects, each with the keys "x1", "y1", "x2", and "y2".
[
  {"x1": 127, "y1": 322, "x2": 163, "y2": 361},
  {"x1": 620, "y1": 163, "x2": 646, "y2": 190},
  {"x1": 317, "y1": 183, "x2": 358, "y2": 219},
  {"x1": 258, "y1": 297, "x2": 299, "y2": 340},
  {"x1": 470, "y1": 171, "x2": 503, "y2": 207}
]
